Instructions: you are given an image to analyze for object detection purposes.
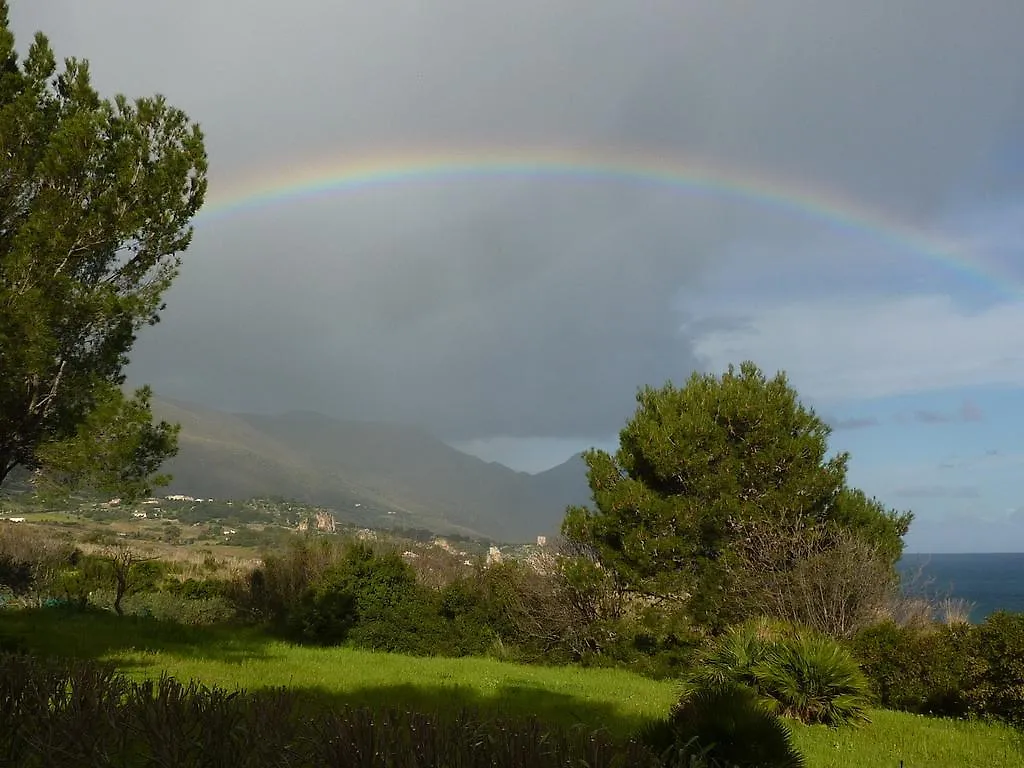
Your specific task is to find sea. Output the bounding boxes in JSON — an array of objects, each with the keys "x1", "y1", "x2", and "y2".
[{"x1": 897, "y1": 553, "x2": 1024, "y2": 622}]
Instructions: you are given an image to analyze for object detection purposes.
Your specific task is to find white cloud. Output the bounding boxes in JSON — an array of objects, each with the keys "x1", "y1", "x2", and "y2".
[{"x1": 690, "y1": 294, "x2": 1024, "y2": 402}]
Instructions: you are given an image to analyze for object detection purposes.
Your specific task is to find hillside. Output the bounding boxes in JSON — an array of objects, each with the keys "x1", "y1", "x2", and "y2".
[{"x1": 153, "y1": 399, "x2": 591, "y2": 542}]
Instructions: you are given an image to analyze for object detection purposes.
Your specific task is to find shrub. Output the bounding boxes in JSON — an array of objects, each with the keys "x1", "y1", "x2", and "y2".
[
  {"x1": 684, "y1": 618, "x2": 782, "y2": 701},
  {"x1": 687, "y1": 619, "x2": 871, "y2": 727},
  {"x1": 640, "y1": 682, "x2": 805, "y2": 768},
  {"x1": 850, "y1": 621, "x2": 974, "y2": 717},
  {"x1": 851, "y1": 613, "x2": 1024, "y2": 725},
  {"x1": 755, "y1": 632, "x2": 871, "y2": 726},
  {"x1": 964, "y1": 611, "x2": 1024, "y2": 726},
  {"x1": 87, "y1": 589, "x2": 237, "y2": 626},
  {"x1": 0, "y1": 554, "x2": 33, "y2": 595},
  {"x1": 234, "y1": 535, "x2": 350, "y2": 623},
  {"x1": 726, "y1": 522, "x2": 900, "y2": 639},
  {"x1": 164, "y1": 576, "x2": 230, "y2": 601},
  {"x1": 288, "y1": 567, "x2": 360, "y2": 645},
  {"x1": 596, "y1": 602, "x2": 704, "y2": 680},
  {"x1": 0, "y1": 525, "x2": 78, "y2": 599},
  {"x1": 286, "y1": 543, "x2": 463, "y2": 654}
]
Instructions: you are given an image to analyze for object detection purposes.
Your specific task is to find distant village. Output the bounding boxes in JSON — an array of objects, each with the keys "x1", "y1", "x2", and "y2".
[{"x1": 1, "y1": 491, "x2": 553, "y2": 570}]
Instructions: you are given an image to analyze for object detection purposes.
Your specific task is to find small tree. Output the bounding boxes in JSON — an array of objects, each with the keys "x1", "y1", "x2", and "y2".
[
  {"x1": 105, "y1": 543, "x2": 157, "y2": 615},
  {"x1": 0, "y1": 2, "x2": 207, "y2": 499},
  {"x1": 562, "y1": 362, "x2": 912, "y2": 629}
]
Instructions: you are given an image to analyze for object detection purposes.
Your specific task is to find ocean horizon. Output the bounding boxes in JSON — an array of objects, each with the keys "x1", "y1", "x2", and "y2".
[{"x1": 898, "y1": 552, "x2": 1024, "y2": 622}]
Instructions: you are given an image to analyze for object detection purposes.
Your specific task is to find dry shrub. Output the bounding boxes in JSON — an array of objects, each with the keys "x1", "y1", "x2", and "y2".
[
  {"x1": 402, "y1": 544, "x2": 474, "y2": 590},
  {"x1": 466, "y1": 544, "x2": 626, "y2": 662},
  {"x1": 874, "y1": 560, "x2": 976, "y2": 630},
  {"x1": 936, "y1": 597, "x2": 975, "y2": 626},
  {"x1": 0, "y1": 523, "x2": 78, "y2": 600},
  {"x1": 727, "y1": 521, "x2": 899, "y2": 638},
  {"x1": 230, "y1": 535, "x2": 350, "y2": 621}
]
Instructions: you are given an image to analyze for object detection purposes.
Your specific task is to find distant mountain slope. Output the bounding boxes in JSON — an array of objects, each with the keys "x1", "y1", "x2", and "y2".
[
  {"x1": 530, "y1": 453, "x2": 592, "y2": 516},
  {"x1": 153, "y1": 399, "x2": 593, "y2": 542}
]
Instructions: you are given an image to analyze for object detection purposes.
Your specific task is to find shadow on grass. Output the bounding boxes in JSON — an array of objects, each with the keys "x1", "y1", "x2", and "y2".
[
  {"x1": 276, "y1": 681, "x2": 653, "y2": 739},
  {"x1": 0, "y1": 606, "x2": 274, "y2": 665},
  {"x1": 0, "y1": 607, "x2": 658, "y2": 739}
]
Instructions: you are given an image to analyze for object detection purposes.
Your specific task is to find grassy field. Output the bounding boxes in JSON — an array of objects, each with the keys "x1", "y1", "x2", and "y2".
[
  {"x1": 2, "y1": 609, "x2": 1022, "y2": 767},
  {"x1": 791, "y1": 709, "x2": 1023, "y2": 767}
]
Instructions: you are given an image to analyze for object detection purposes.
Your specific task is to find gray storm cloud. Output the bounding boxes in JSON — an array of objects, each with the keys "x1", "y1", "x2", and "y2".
[{"x1": 11, "y1": 1, "x2": 1024, "y2": 440}]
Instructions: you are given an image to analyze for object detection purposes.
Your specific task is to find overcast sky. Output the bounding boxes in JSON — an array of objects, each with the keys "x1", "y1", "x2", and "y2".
[{"x1": 11, "y1": 1, "x2": 1024, "y2": 551}]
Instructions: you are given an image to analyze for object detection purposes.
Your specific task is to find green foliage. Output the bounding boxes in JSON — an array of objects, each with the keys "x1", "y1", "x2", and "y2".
[
  {"x1": 853, "y1": 613, "x2": 1024, "y2": 725},
  {"x1": 686, "y1": 618, "x2": 788, "y2": 692},
  {"x1": 640, "y1": 682, "x2": 806, "y2": 768},
  {"x1": 260, "y1": 540, "x2": 485, "y2": 656},
  {"x1": 755, "y1": 632, "x2": 871, "y2": 727},
  {"x1": 288, "y1": 566, "x2": 360, "y2": 645},
  {"x1": 87, "y1": 588, "x2": 236, "y2": 625},
  {"x1": 596, "y1": 602, "x2": 704, "y2": 680},
  {"x1": 0, "y1": 4, "x2": 206, "y2": 495},
  {"x1": 163, "y1": 576, "x2": 230, "y2": 601},
  {"x1": 235, "y1": 535, "x2": 348, "y2": 623},
  {"x1": 562, "y1": 362, "x2": 911, "y2": 630},
  {"x1": 687, "y1": 619, "x2": 871, "y2": 727},
  {"x1": 851, "y1": 621, "x2": 974, "y2": 717},
  {"x1": 966, "y1": 611, "x2": 1024, "y2": 726},
  {"x1": 829, "y1": 488, "x2": 912, "y2": 565},
  {"x1": 32, "y1": 385, "x2": 179, "y2": 502}
]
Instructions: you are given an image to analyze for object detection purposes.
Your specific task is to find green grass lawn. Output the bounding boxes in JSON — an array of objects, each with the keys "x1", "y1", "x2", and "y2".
[
  {"x1": 2, "y1": 608, "x2": 1022, "y2": 767},
  {"x1": 792, "y1": 710, "x2": 1024, "y2": 767}
]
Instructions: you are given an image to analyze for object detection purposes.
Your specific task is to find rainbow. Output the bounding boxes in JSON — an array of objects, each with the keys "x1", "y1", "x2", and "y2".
[{"x1": 196, "y1": 147, "x2": 1016, "y2": 298}]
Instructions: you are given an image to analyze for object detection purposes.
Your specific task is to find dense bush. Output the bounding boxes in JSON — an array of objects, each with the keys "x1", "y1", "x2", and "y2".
[
  {"x1": 0, "y1": 652, "x2": 664, "y2": 768},
  {"x1": 237, "y1": 538, "x2": 629, "y2": 662},
  {"x1": 87, "y1": 589, "x2": 237, "y2": 626},
  {"x1": 687, "y1": 618, "x2": 871, "y2": 727},
  {"x1": 288, "y1": 568, "x2": 359, "y2": 645},
  {"x1": 0, "y1": 552, "x2": 33, "y2": 595},
  {"x1": 640, "y1": 682, "x2": 805, "y2": 768},
  {"x1": 162, "y1": 576, "x2": 232, "y2": 601},
  {"x1": 966, "y1": 611, "x2": 1024, "y2": 726},
  {"x1": 852, "y1": 612, "x2": 1024, "y2": 725},
  {"x1": 850, "y1": 620, "x2": 974, "y2": 717},
  {"x1": 279, "y1": 542, "x2": 492, "y2": 656},
  {"x1": 232, "y1": 535, "x2": 349, "y2": 623},
  {"x1": 595, "y1": 602, "x2": 703, "y2": 680}
]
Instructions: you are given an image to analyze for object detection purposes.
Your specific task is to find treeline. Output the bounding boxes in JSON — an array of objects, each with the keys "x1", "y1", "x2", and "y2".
[{"x1": 235, "y1": 535, "x2": 692, "y2": 675}]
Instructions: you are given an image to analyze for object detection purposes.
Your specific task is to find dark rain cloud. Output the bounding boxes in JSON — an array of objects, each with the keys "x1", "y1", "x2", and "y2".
[{"x1": 10, "y1": 1, "x2": 1024, "y2": 439}]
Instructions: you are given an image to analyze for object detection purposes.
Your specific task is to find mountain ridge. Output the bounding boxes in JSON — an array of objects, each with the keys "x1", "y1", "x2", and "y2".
[{"x1": 152, "y1": 399, "x2": 591, "y2": 542}]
